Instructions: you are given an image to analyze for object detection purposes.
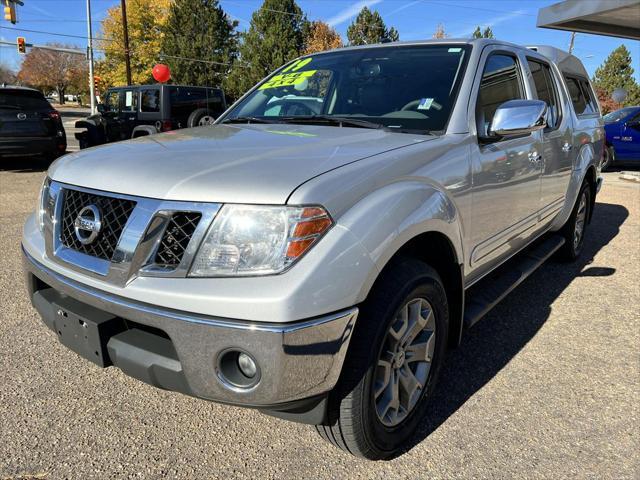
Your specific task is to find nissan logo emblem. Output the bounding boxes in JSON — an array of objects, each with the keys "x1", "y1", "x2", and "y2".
[{"x1": 74, "y1": 205, "x2": 102, "y2": 245}]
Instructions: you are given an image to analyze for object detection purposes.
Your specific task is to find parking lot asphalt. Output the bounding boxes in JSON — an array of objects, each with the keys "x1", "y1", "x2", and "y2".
[{"x1": 0, "y1": 164, "x2": 638, "y2": 479}]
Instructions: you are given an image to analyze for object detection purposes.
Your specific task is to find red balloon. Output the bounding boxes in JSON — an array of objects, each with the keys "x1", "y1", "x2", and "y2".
[{"x1": 152, "y1": 64, "x2": 171, "y2": 83}]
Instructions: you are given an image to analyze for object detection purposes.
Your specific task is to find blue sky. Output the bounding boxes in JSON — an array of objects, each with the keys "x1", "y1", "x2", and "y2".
[{"x1": 1, "y1": 0, "x2": 639, "y2": 80}]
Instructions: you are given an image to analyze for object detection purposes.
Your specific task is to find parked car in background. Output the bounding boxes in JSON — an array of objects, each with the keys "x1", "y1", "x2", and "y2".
[
  {"x1": 75, "y1": 84, "x2": 226, "y2": 148},
  {"x1": 24, "y1": 40, "x2": 603, "y2": 460},
  {"x1": 602, "y1": 106, "x2": 640, "y2": 168},
  {"x1": 0, "y1": 86, "x2": 66, "y2": 161}
]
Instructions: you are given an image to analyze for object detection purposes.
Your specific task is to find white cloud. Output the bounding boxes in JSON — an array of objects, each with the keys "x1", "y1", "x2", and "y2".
[
  {"x1": 326, "y1": 0, "x2": 383, "y2": 28},
  {"x1": 451, "y1": 10, "x2": 527, "y2": 38}
]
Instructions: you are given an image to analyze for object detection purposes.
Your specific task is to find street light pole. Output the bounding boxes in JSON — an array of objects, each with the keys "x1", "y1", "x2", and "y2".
[
  {"x1": 121, "y1": 0, "x2": 132, "y2": 85},
  {"x1": 568, "y1": 31, "x2": 576, "y2": 54},
  {"x1": 86, "y1": 0, "x2": 96, "y2": 114}
]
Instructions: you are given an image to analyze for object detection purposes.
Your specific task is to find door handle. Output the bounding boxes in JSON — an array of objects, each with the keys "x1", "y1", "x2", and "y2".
[{"x1": 562, "y1": 142, "x2": 572, "y2": 153}]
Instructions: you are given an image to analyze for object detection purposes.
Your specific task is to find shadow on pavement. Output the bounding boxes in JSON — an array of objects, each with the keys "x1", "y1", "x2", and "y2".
[{"x1": 404, "y1": 201, "x2": 629, "y2": 454}]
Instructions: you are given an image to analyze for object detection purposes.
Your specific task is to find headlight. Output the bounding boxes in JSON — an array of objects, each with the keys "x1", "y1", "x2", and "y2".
[
  {"x1": 189, "y1": 205, "x2": 333, "y2": 277},
  {"x1": 36, "y1": 177, "x2": 51, "y2": 233}
]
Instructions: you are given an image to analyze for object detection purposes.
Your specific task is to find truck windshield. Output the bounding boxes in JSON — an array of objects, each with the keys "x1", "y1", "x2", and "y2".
[{"x1": 223, "y1": 44, "x2": 471, "y2": 134}]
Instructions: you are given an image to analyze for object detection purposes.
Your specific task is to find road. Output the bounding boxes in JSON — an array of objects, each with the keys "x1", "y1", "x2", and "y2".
[
  {"x1": 0, "y1": 166, "x2": 638, "y2": 479},
  {"x1": 56, "y1": 105, "x2": 91, "y2": 153}
]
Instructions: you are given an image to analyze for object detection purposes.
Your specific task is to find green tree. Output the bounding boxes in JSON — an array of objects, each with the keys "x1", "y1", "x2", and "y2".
[
  {"x1": 161, "y1": 0, "x2": 238, "y2": 87},
  {"x1": 592, "y1": 45, "x2": 640, "y2": 108},
  {"x1": 472, "y1": 26, "x2": 494, "y2": 38},
  {"x1": 226, "y1": 0, "x2": 307, "y2": 99},
  {"x1": 346, "y1": 7, "x2": 399, "y2": 46}
]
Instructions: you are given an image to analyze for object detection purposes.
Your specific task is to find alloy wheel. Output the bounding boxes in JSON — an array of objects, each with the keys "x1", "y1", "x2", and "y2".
[
  {"x1": 574, "y1": 192, "x2": 587, "y2": 250},
  {"x1": 198, "y1": 115, "x2": 216, "y2": 126},
  {"x1": 374, "y1": 298, "x2": 436, "y2": 427}
]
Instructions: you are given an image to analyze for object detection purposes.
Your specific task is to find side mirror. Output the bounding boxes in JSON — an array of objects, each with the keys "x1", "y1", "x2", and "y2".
[
  {"x1": 489, "y1": 99, "x2": 547, "y2": 137},
  {"x1": 97, "y1": 103, "x2": 105, "y2": 113}
]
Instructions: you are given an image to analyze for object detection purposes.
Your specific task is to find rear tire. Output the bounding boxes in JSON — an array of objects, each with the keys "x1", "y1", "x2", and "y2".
[
  {"x1": 315, "y1": 258, "x2": 448, "y2": 460},
  {"x1": 601, "y1": 146, "x2": 615, "y2": 171},
  {"x1": 559, "y1": 181, "x2": 591, "y2": 261}
]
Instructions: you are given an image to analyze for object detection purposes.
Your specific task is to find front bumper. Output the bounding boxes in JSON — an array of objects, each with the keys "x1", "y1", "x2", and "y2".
[{"x1": 23, "y1": 247, "x2": 357, "y2": 420}]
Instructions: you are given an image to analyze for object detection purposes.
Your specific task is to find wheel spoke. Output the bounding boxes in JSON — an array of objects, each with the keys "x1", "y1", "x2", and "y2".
[
  {"x1": 374, "y1": 358, "x2": 392, "y2": 398},
  {"x1": 399, "y1": 366, "x2": 422, "y2": 409},
  {"x1": 406, "y1": 330, "x2": 435, "y2": 363},
  {"x1": 403, "y1": 299, "x2": 428, "y2": 344},
  {"x1": 376, "y1": 369, "x2": 399, "y2": 420}
]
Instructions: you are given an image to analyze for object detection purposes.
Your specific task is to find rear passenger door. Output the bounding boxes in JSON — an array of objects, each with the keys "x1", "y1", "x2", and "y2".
[{"x1": 526, "y1": 58, "x2": 573, "y2": 220}]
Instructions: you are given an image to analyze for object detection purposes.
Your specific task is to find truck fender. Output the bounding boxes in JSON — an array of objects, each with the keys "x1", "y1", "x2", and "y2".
[
  {"x1": 337, "y1": 180, "x2": 464, "y2": 303},
  {"x1": 550, "y1": 142, "x2": 598, "y2": 231},
  {"x1": 74, "y1": 118, "x2": 107, "y2": 148},
  {"x1": 131, "y1": 125, "x2": 158, "y2": 138}
]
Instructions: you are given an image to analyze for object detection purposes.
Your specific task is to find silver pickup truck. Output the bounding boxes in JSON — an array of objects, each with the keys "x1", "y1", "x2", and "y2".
[{"x1": 22, "y1": 39, "x2": 603, "y2": 460}]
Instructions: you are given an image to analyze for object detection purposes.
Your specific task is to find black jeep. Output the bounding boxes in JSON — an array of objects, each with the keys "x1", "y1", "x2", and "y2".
[{"x1": 75, "y1": 84, "x2": 226, "y2": 149}]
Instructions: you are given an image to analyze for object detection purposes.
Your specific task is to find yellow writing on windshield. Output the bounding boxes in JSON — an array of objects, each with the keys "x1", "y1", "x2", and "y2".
[{"x1": 259, "y1": 70, "x2": 317, "y2": 90}]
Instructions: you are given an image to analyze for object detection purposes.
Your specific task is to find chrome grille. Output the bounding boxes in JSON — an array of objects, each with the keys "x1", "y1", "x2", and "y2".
[
  {"x1": 153, "y1": 212, "x2": 202, "y2": 268},
  {"x1": 60, "y1": 189, "x2": 136, "y2": 261}
]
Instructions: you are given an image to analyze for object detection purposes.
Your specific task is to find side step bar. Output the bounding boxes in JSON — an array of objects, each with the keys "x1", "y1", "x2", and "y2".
[{"x1": 463, "y1": 234, "x2": 565, "y2": 329}]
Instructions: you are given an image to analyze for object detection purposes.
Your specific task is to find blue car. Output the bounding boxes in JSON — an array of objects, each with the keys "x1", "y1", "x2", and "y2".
[{"x1": 603, "y1": 106, "x2": 640, "y2": 168}]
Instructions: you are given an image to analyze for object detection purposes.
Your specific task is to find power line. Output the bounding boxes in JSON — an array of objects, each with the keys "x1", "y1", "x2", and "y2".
[{"x1": 0, "y1": 25, "x2": 114, "y2": 42}]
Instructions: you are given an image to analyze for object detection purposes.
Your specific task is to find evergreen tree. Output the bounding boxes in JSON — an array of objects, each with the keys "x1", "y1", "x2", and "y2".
[
  {"x1": 161, "y1": 0, "x2": 238, "y2": 87},
  {"x1": 472, "y1": 26, "x2": 494, "y2": 38},
  {"x1": 346, "y1": 7, "x2": 399, "y2": 46},
  {"x1": 226, "y1": 0, "x2": 307, "y2": 99},
  {"x1": 592, "y1": 45, "x2": 640, "y2": 107}
]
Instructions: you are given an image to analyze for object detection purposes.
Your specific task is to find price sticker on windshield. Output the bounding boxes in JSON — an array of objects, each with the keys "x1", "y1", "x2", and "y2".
[{"x1": 259, "y1": 70, "x2": 317, "y2": 90}]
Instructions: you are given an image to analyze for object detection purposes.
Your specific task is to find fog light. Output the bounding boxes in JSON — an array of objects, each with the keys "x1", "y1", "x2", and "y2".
[
  {"x1": 237, "y1": 352, "x2": 257, "y2": 378},
  {"x1": 217, "y1": 349, "x2": 260, "y2": 390}
]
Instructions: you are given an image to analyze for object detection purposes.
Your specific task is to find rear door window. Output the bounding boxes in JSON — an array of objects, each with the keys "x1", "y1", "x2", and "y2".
[
  {"x1": 578, "y1": 79, "x2": 598, "y2": 115},
  {"x1": 564, "y1": 76, "x2": 596, "y2": 116},
  {"x1": 140, "y1": 89, "x2": 160, "y2": 112},
  {"x1": 527, "y1": 59, "x2": 561, "y2": 129}
]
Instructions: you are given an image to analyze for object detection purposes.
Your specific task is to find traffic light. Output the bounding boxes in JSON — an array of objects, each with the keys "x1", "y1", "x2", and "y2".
[
  {"x1": 4, "y1": 0, "x2": 16, "y2": 24},
  {"x1": 17, "y1": 36, "x2": 25, "y2": 54},
  {"x1": 93, "y1": 76, "x2": 101, "y2": 92}
]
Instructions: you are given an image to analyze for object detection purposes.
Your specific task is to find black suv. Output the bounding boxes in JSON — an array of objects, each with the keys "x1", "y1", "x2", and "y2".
[
  {"x1": 0, "y1": 86, "x2": 66, "y2": 160},
  {"x1": 75, "y1": 84, "x2": 226, "y2": 149}
]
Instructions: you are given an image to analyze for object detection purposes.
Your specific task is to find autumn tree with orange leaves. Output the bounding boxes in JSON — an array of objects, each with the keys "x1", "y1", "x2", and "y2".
[
  {"x1": 304, "y1": 21, "x2": 343, "y2": 54},
  {"x1": 17, "y1": 44, "x2": 87, "y2": 104}
]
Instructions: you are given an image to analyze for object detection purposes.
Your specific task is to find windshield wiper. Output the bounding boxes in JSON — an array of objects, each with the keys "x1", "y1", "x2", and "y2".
[
  {"x1": 220, "y1": 116, "x2": 281, "y2": 124},
  {"x1": 276, "y1": 115, "x2": 388, "y2": 130}
]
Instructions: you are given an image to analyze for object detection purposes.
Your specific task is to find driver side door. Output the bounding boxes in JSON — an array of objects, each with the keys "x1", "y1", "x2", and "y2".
[{"x1": 468, "y1": 50, "x2": 544, "y2": 281}]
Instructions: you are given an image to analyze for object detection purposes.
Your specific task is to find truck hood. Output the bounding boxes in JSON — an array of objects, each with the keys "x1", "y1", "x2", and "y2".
[{"x1": 49, "y1": 124, "x2": 432, "y2": 204}]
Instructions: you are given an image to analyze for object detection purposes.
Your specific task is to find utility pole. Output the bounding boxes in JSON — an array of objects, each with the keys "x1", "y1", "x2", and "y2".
[
  {"x1": 121, "y1": 0, "x2": 132, "y2": 85},
  {"x1": 568, "y1": 31, "x2": 576, "y2": 54},
  {"x1": 86, "y1": 0, "x2": 96, "y2": 114}
]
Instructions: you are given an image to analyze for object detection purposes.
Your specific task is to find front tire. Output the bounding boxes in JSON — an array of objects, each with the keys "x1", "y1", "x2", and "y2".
[{"x1": 316, "y1": 258, "x2": 448, "y2": 460}]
